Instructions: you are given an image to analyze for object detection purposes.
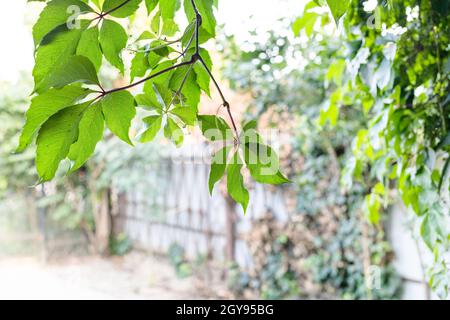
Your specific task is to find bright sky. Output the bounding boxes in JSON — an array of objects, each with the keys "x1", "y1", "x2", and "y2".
[
  {"x1": 0, "y1": 0, "x2": 305, "y2": 83},
  {"x1": 218, "y1": 0, "x2": 304, "y2": 39},
  {"x1": 0, "y1": 1, "x2": 35, "y2": 82}
]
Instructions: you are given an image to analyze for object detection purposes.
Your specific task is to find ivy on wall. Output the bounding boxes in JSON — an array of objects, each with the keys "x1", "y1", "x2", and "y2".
[{"x1": 294, "y1": 0, "x2": 450, "y2": 297}]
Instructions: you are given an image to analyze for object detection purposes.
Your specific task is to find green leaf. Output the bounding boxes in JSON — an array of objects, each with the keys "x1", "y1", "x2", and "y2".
[
  {"x1": 184, "y1": 0, "x2": 216, "y2": 36},
  {"x1": 420, "y1": 214, "x2": 435, "y2": 250},
  {"x1": 102, "y1": 0, "x2": 142, "y2": 18},
  {"x1": 33, "y1": 22, "x2": 88, "y2": 91},
  {"x1": 169, "y1": 106, "x2": 197, "y2": 126},
  {"x1": 138, "y1": 115, "x2": 162, "y2": 142},
  {"x1": 153, "y1": 83, "x2": 172, "y2": 108},
  {"x1": 150, "y1": 9, "x2": 180, "y2": 37},
  {"x1": 160, "y1": 0, "x2": 180, "y2": 20},
  {"x1": 169, "y1": 65, "x2": 201, "y2": 109},
  {"x1": 209, "y1": 145, "x2": 231, "y2": 194},
  {"x1": 164, "y1": 117, "x2": 184, "y2": 147},
  {"x1": 242, "y1": 119, "x2": 258, "y2": 132},
  {"x1": 243, "y1": 142, "x2": 290, "y2": 185},
  {"x1": 227, "y1": 152, "x2": 249, "y2": 213},
  {"x1": 101, "y1": 91, "x2": 136, "y2": 145},
  {"x1": 139, "y1": 83, "x2": 170, "y2": 111},
  {"x1": 319, "y1": 89, "x2": 341, "y2": 126},
  {"x1": 137, "y1": 30, "x2": 156, "y2": 41},
  {"x1": 364, "y1": 193, "x2": 381, "y2": 224},
  {"x1": 326, "y1": 0, "x2": 350, "y2": 24},
  {"x1": 326, "y1": 59, "x2": 346, "y2": 86},
  {"x1": 99, "y1": 19, "x2": 128, "y2": 73},
  {"x1": 130, "y1": 51, "x2": 150, "y2": 81},
  {"x1": 145, "y1": 0, "x2": 159, "y2": 14},
  {"x1": 135, "y1": 93, "x2": 163, "y2": 112},
  {"x1": 32, "y1": 0, "x2": 93, "y2": 47},
  {"x1": 151, "y1": 40, "x2": 173, "y2": 57},
  {"x1": 36, "y1": 102, "x2": 90, "y2": 181},
  {"x1": 35, "y1": 55, "x2": 99, "y2": 92},
  {"x1": 193, "y1": 48, "x2": 212, "y2": 96},
  {"x1": 144, "y1": 60, "x2": 174, "y2": 88},
  {"x1": 438, "y1": 157, "x2": 450, "y2": 192},
  {"x1": 90, "y1": 0, "x2": 103, "y2": 10},
  {"x1": 151, "y1": 10, "x2": 162, "y2": 35},
  {"x1": 77, "y1": 26, "x2": 102, "y2": 71},
  {"x1": 18, "y1": 85, "x2": 91, "y2": 152},
  {"x1": 68, "y1": 102, "x2": 104, "y2": 171},
  {"x1": 148, "y1": 40, "x2": 171, "y2": 65},
  {"x1": 197, "y1": 115, "x2": 231, "y2": 141},
  {"x1": 292, "y1": 11, "x2": 318, "y2": 37},
  {"x1": 181, "y1": 21, "x2": 196, "y2": 48},
  {"x1": 152, "y1": 0, "x2": 180, "y2": 36}
]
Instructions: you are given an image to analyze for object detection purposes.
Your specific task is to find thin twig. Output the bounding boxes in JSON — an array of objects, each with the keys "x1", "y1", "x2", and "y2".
[
  {"x1": 198, "y1": 57, "x2": 226, "y2": 103},
  {"x1": 190, "y1": 0, "x2": 201, "y2": 16},
  {"x1": 127, "y1": 46, "x2": 183, "y2": 56},
  {"x1": 190, "y1": 0, "x2": 201, "y2": 54},
  {"x1": 92, "y1": 0, "x2": 239, "y2": 143},
  {"x1": 176, "y1": 31, "x2": 195, "y2": 59},
  {"x1": 198, "y1": 56, "x2": 239, "y2": 140},
  {"x1": 166, "y1": 64, "x2": 195, "y2": 112},
  {"x1": 100, "y1": 0, "x2": 132, "y2": 19},
  {"x1": 104, "y1": 60, "x2": 194, "y2": 95}
]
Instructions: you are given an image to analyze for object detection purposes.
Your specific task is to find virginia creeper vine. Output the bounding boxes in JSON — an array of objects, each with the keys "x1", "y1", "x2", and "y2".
[{"x1": 21, "y1": 0, "x2": 289, "y2": 213}]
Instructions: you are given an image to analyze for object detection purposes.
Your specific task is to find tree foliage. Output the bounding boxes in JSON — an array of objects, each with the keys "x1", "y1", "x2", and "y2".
[{"x1": 21, "y1": 0, "x2": 289, "y2": 213}]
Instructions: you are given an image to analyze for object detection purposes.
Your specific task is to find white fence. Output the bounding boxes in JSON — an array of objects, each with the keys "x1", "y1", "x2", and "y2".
[{"x1": 115, "y1": 142, "x2": 432, "y2": 299}]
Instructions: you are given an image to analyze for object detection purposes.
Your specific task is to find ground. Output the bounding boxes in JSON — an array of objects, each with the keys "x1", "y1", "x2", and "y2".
[{"x1": 0, "y1": 252, "x2": 227, "y2": 300}]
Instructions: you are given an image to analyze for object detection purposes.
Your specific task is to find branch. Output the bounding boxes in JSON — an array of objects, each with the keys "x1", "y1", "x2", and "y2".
[
  {"x1": 166, "y1": 64, "x2": 195, "y2": 111},
  {"x1": 93, "y1": 0, "x2": 132, "y2": 20},
  {"x1": 177, "y1": 28, "x2": 195, "y2": 59},
  {"x1": 190, "y1": 0, "x2": 202, "y2": 54},
  {"x1": 127, "y1": 42, "x2": 184, "y2": 56},
  {"x1": 190, "y1": 0, "x2": 201, "y2": 15},
  {"x1": 93, "y1": 0, "x2": 240, "y2": 142},
  {"x1": 96, "y1": 0, "x2": 201, "y2": 96},
  {"x1": 99, "y1": 59, "x2": 195, "y2": 97},
  {"x1": 198, "y1": 56, "x2": 239, "y2": 140}
]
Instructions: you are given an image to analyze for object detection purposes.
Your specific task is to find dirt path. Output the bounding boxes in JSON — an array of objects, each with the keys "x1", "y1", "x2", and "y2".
[{"x1": 0, "y1": 252, "x2": 218, "y2": 300}]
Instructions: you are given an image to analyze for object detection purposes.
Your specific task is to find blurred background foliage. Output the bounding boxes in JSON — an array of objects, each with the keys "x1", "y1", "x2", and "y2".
[
  {"x1": 220, "y1": 19, "x2": 401, "y2": 299},
  {"x1": 0, "y1": 76, "x2": 165, "y2": 256}
]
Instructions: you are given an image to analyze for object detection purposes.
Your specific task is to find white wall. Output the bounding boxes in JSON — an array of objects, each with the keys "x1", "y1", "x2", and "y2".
[{"x1": 388, "y1": 203, "x2": 435, "y2": 299}]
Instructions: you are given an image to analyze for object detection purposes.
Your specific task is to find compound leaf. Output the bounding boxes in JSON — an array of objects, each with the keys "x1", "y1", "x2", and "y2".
[
  {"x1": 33, "y1": 0, "x2": 93, "y2": 47},
  {"x1": 99, "y1": 19, "x2": 128, "y2": 73},
  {"x1": 101, "y1": 90, "x2": 136, "y2": 145},
  {"x1": 208, "y1": 145, "x2": 231, "y2": 194},
  {"x1": 18, "y1": 84, "x2": 91, "y2": 152},
  {"x1": 102, "y1": 0, "x2": 142, "y2": 18},
  {"x1": 35, "y1": 55, "x2": 99, "y2": 93},
  {"x1": 138, "y1": 115, "x2": 162, "y2": 142},
  {"x1": 77, "y1": 26, "x2": 103, "y2": 71},
  {"x1": 68, "y1": 101, "x2": 104, "y2": 171},
  {"x1": 227, "y1": 152, "x2": 249, "y2": 213},
  {"x1": 36, "y1": 102, "x2": 90, "y2": 181}
]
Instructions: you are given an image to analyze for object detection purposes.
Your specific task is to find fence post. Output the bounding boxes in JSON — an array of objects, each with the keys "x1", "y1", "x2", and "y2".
[
  {"x1": 92, "y1": 188, "x2": 113, "y2": 256},
  {"x1": 37, "y1": 184, "x2": 48, "y2": 263}
]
